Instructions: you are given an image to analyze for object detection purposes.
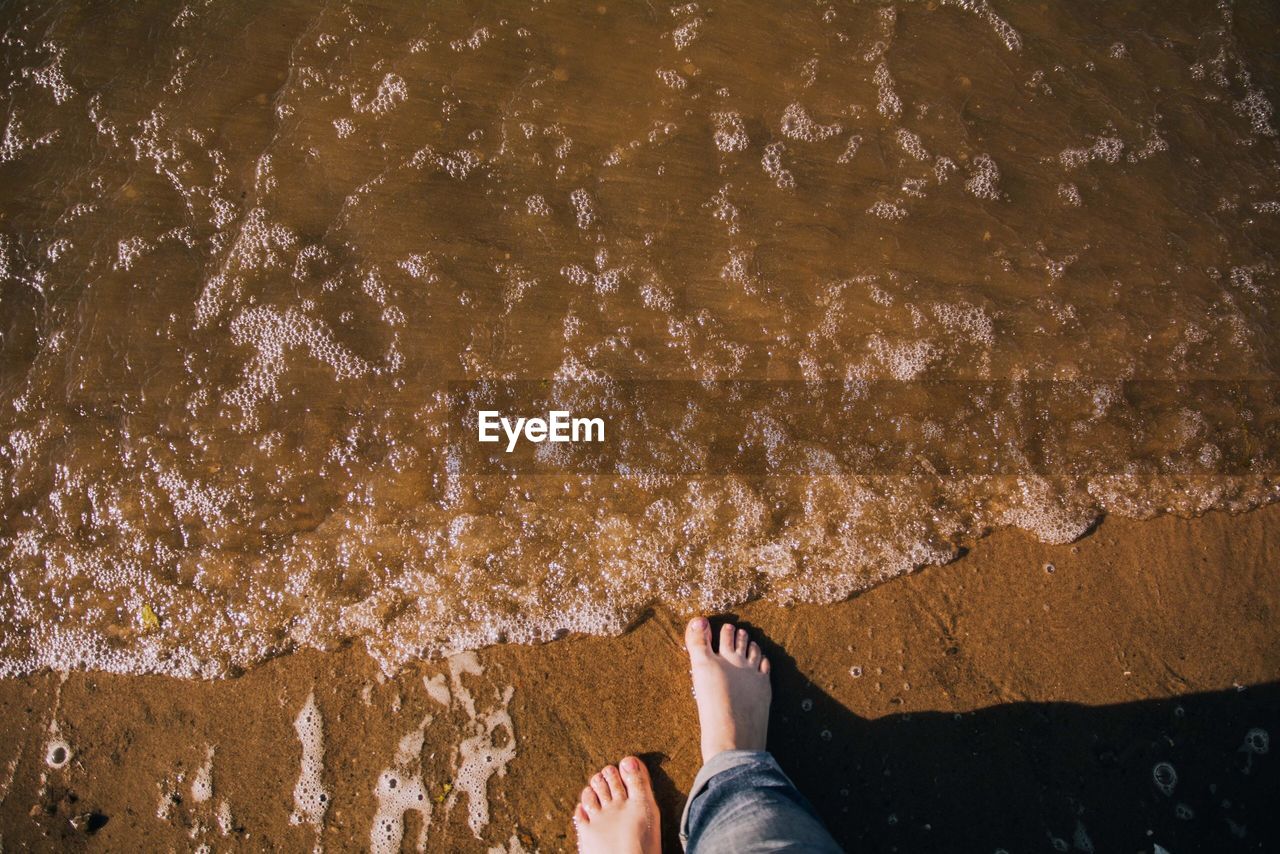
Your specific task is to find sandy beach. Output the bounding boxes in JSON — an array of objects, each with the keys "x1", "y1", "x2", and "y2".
[
  {"x1": 3, "y1": 0, "x2": 1280, "y2": 850},
  {"x1": 2, "y1": 505, "x2": 1276, "y2": 852}
]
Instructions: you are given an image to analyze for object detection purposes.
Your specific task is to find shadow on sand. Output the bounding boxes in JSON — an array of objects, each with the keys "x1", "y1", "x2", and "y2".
[{"x1": 642, "y1": 619, "x2": 1279, "y2": 853}]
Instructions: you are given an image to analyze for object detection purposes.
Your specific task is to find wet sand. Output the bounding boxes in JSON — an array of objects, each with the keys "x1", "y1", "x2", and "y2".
[
  {"x1": 3, "y1": 2, "x2": 1279, "y2": 849},
  {"x1": 1, "y1": 506, "x2": 1277, "y2": 852}
]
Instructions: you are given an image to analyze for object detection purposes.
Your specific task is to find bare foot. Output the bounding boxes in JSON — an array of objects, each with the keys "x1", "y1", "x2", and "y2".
[
  {"x1": 571, "y1": 756, "x2": 661, "y2": 854},
  {"x1": 685, "y1": 617, "x2": 772, "y2": 763}
]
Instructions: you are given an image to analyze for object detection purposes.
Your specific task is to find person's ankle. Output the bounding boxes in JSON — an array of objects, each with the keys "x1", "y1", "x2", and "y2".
[{"x1": 702, "y1": 731, "x2": 764, "y2": 761}]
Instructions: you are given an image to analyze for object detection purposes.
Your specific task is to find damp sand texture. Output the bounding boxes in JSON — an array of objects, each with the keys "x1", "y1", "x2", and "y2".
[{"x1": 1, "y1": 1, "x2": 1279, "y2": 681}]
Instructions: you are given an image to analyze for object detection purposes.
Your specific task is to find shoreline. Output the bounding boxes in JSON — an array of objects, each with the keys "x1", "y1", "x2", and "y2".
[{"x1": 2, "y1": 504, "x2": 1278, "y2": 851}]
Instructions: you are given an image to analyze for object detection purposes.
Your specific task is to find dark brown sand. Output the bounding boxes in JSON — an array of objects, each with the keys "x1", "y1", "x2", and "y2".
[{"x1": 2, "y1": 506, "x2": 1278, "y2": 852}]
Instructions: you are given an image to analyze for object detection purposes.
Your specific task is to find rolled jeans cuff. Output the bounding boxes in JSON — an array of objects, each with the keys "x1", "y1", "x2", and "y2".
[{"x1": 678, "y1": 749, "x2": 774, "y2": 849}]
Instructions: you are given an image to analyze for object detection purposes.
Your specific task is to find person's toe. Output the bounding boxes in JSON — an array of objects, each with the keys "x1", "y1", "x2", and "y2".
[
  {"x1": 573, "y1": 802, "x2": 590, "y2": 825},
  {"x1": 602, "y1": 764, "x2": 627, "y2": 801},
  {"x1": 747, "y1": 641, "x2": 761, "y2": 666},
  {"x1": 736, "y1": 628, "x2": 748, "y2": 655},
  {"x1": 581, "y1": 785, "x2": 601, "y2": 812},
  {"x1": 685, "y1": 617, "x2": 713, "y2": 661},
  {"x1": 718, "y1": 622, "x2": 736, "y2": 656},
  {"x1": 590, "y1": 772, "x2": 612, "y2": 804},
  {"x1": 760, "y1": 655, "x2": 771, "y2": 675},
  {"x1": 619, "y1": 755, "x2": 651, "y2": 798}
]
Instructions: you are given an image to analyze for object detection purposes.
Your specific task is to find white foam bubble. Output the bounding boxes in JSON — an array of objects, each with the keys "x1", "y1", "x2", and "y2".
[
  {"x1": 705, "y1": 184, "x2": 740, "y2": 234},
  {"x1": 867, "y1": 200, "x2": 908, "y2": 221},
  {"x1": 874, "y1": 63, "x2": 902, "y2": 117},
  {"x1": 1235, "y1": 88, "x2": 1276, "y2": 137},
  {"x1": 933, "y1": 156, "x2": 957, "y2": 182},
  {"x1": 999, "y1": 478, "x2": 1096, "y2": 545},
  {"x1": 781, "y1": 102, "x2": 842, "y2": 142},
  {"x1": 217, "y1": 799, "x2": 234, "y2": 834},
  {"x1": 656, "y1": 69, "x2": 688, "y2": 90},
  {"x1": 24, "y1": 41, "x2": 76, "y2": 104},
  {"x1": 964, "y1": 153, "x2": 1001, "y2": 200},
  {"x1": 408, "y1": 144, "x2": 482, "y2": 179},
  {"x1": 114, "y1": 236, "x2": 150, "y2": 271},
  {"x1": 224, "y1": 305, "x2": 371, "y2": 427},
  {"x1": 1059, "y1": 135, "x2": 1125, "y2": 170},
  {"x1": 939, "y1": 0, "x2": 1021, "y2": 51},
  {"x1": 370, "y1": 718, "x2": 432, "y2": 854},
  {"x1": 931, "y1": 301, "x2": 994, "y2": 346},
  {"x1": 44, "y1": 739, "x2": 71, "y2": 770},
  {"x1": 194, "y1": 208, "x2": 298, "y2": 327},
  {"x1": 895, "y1": 128, "x2": 929, "y2": 160},
  {"x1": 424, "y1": 673, "x2": 451, "y2": 706},
  {"x1": 0, "y1": 113, "x2": 39, "y2": 163},
  {"x1": 837, "y1": 134, "x2": 862, "y2": 164},
  {"x1": 351, "y1": 73, "x2": 408, "y2": 116},
  {"x1": 397, "y1": 252, "x2": 440, "y2": 282},
  {"x1": 712, "y1": 111, "x2": 749, "y2": 152},
  {"x1": 761, "y1": 141, "x2": 795, "y2": 189},
  {"x1": 525, "y1": 194, "x2": 551, "y2": 216},
  {"x1": 672, "y1": 18, "x2": 702, "y2": 50},
  {"x1": 450, "y1": 28, "x2": 492, "y2": 52},
  {"x1": 289, "y1": 691, "x2": 330, "y2": 840},
  {"x1": 752, "y1": 542, "x2": 796, "y2": 576},
  {"x1": 450, "y1": 685, "x2": 517, "y2": 838},
  {"x1": 869, "y1": 335, "x2": 936, "y2": 378},
  {"x1": 192, "y1": 745, "x2": 215, "y2": 803},
  {"x1": 569, "y1": 188, "x2": 597, "y2": 229}
]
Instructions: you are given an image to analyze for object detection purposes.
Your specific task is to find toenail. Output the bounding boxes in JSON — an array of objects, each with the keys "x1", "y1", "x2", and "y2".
[
  {"x1": 692, "y1": 617, "x2": 708, "y2": 629},
  {"x1": 622, "y1": 756, "x2": 640, "y2": 773}
]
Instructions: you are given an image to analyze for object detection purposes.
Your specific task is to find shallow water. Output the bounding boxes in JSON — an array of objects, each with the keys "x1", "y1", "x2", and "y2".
[{"x1": 0, "y1": 0, "x2": 1277, "y2": 677}]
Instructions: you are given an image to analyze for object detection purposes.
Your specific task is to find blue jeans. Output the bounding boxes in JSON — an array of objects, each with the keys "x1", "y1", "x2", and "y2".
[{"x1": 680, "y1": 750, "x2": 843, "y2": 853}]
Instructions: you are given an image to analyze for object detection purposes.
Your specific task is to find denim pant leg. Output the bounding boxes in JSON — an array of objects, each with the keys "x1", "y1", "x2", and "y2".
[{"x1": 679, "y1": 750, "x2": 843, "y2": 853}]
